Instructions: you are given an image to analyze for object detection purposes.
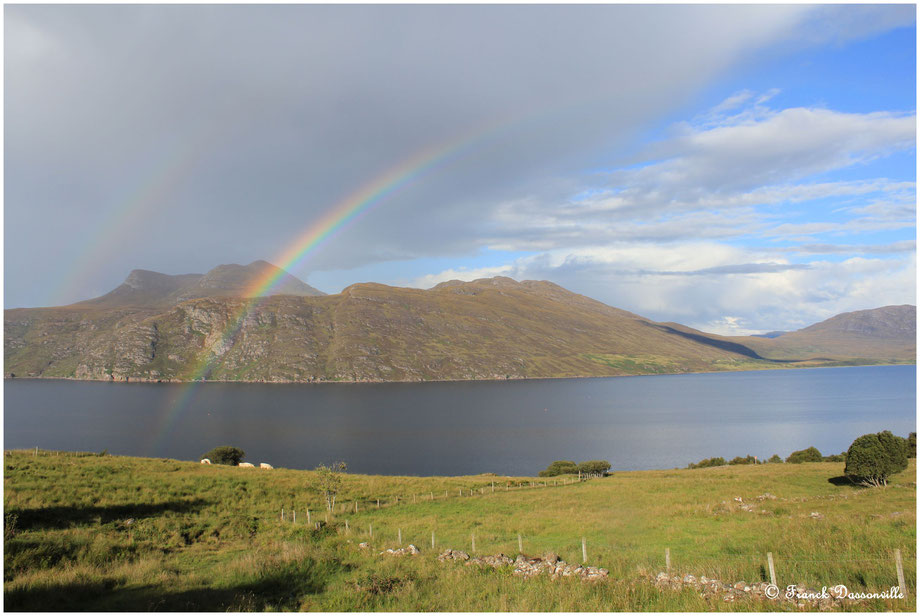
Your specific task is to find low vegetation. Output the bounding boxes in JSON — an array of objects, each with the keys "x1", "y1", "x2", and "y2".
[{"x1": 4, "y1": 450, "x2": 914, "y2": 611}]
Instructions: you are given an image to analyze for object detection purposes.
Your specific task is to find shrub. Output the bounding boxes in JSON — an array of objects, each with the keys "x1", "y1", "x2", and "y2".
[
  {"x1": 201, "y1": 446, "x2": 245, "y2": 466},
  {"x1": 823, "y1": 452, "x2": 846, "y2": 463},
  {"x1": 687, "y1": 457, "x2": 725, "y2": 469},
  {"x1": 766, "y1": 454, "x2": 783, "y2": 464},
  {"x1": 728, "y1": 455, "x2": 757, "y2": 465},
  {"x1": 785, "y1": 447, "x2": 822, "y2": 464},
  {"x1": 577, "y1": 460, "x2": 612, "y2": 476},
  {"x1": 909, "y1": 433, "x2": 916, "y2": 458},
  {"x1": 538, "y1": 460, "x2": 578, "y2": 477},
  {"x1": 844, "y1": 431, "x2": 908, "y2": 487}
]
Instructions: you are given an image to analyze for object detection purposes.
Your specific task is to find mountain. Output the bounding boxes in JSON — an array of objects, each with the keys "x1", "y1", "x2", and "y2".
[
  {"x1": 734, "y1": 305, "x2": 916, "y2": 361},
  {"x1": 4, "y1": 271, "x2": 914, "y2": 382},
  {"x1": 72, "y1": 260, "x2": 324, "y2": 309}
]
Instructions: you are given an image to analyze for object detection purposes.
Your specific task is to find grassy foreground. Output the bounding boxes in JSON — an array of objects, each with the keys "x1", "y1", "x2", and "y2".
[{"x1": 4, "y1": 451, "x2": 916, "y2": 611}]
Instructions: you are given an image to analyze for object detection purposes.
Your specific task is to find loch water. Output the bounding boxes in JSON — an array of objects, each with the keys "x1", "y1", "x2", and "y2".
[{"x1": 3, "y1": 365, "x2": 915, "y2": 476}]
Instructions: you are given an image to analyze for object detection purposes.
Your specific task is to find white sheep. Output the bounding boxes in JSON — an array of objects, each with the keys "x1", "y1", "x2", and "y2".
[
  {"x1": 260, "y1": 463, "x2": 273, "y2": 469},
  {"x1": 238, "y1": 462, "x2": 255, "y2": 468},
  {"x1": 200, "y1": 458, "x2": 211, "y2": 464}
]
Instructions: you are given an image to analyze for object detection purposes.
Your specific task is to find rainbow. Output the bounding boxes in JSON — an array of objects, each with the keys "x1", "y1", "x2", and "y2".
[{"x1": 149, "y1": 119, "x2": 508, "y2": 451}]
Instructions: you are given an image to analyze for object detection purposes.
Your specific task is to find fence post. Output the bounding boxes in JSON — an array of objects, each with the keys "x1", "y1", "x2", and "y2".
[
  {"x1": 307, "y1": 508, "x2": 311, "y2": 523},
  {"x1": 582, "y1": 537, "x2": 587, "y2": 563},
  {"x1": 492, "y1": 481, "x2": 494, "y2": 493},
  {"x1": 281, "y1": 508, "x2": 284, "y2": 522},
  {"x1": 666, "y1": 547, "x2": 671, "y2": 573},
  {"x1": 376, "y1": 498, "x2": 380, "y2": 509},
  {"x1": 432, "y1": 531, "x2": 436, "y2": 549},
  {"x1": 369, "y1": 524, "x2": 373, "y2": 538},
  {"x1": 398, "y1": 528, "x2": 402, "y2": 545},
  {"x1": 471, "y1": 533, "x2": 476, "y2": 553},
  {"x1": 345, "y1": 520, "x2": 349, "y2": 533},
  {"x1": 518, "y1": 533, "x2": 523, "y2": 554},
  {"x1": 767, "y1": 552, "x2": 776, "y2": 587},
  {"x1": 895, "y1": 549, "x2": 906, "y2": 592},
  {"x1": 293, "y1": 510, "x2": 296, "y2": 524},
  {"x1": 430, "y1": 492, "x2": 434, "y2": 500},
  {"x1": 355, "y1": 501, "x2": 359, "y2": 513},
  {"x1": 459, "y1": 488, "x2": 462, "y2": 497},
  {"x1": 414, "y1": 494, "x2": 417, "y2": 503}
]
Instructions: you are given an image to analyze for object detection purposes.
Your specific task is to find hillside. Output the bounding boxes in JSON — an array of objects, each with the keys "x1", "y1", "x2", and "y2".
[
  {"x1": 3, "y1": 450, "x2": 915, "y2": 611},
  {"x1": 4, "y1": 267, "x2": 915, "y2": 382},
  {"x1": 733, "y1": 305, "x2": 916, "y2": 361}
]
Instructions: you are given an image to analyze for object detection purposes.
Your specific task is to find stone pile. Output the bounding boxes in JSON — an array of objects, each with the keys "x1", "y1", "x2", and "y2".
[
  {"x1": 438, "y1": 550, "x2": 608, "y2": 582},
  {"x1": 652, "y1": 572, "x2": 842, "y2": 610},
  {"x1": 380, "y1": 544, "x2": 420, "y2": 556}
]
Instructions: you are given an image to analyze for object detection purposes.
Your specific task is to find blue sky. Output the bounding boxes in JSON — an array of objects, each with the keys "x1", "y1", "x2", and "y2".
[{"x1": 4, "y1": 5, "x2": 916, "y2": 334}]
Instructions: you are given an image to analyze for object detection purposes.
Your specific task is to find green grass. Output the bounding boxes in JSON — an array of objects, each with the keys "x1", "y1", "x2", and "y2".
[{"x1": 4, "y1": 451, "x2": 915, "y2": 611}]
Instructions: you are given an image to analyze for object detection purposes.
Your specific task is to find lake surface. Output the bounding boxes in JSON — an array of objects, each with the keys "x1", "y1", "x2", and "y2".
[{"x1": 3, "y1": 365, "x2": 916, "y2": 476}]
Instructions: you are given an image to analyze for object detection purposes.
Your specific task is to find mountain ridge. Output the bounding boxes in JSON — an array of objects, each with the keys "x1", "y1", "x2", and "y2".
[{"x1": 4, "y1": 265, "x2": 915, "y2": 383}]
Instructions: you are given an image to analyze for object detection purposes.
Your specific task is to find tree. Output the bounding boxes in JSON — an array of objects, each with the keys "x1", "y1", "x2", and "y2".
[
  {"x1": 766, "y1": 454, "x2": 783, "y2": 464},
  {"x1": 538, "y1": 460, "x2": 578, "y2": 477},
  {"x1": 844, "y1": 431, "x2": 908, "y2": 487},
  {"x1": 908, "y1": 433, "x2": 916, "y2": 458},
  {"x1": 315, "y1": 461, "x2": 347, "y2": 513},
  {"x1": 729, "y1": 455, "x2": 756, "y2": 465},
  {"x1": 687, "y1": 457, "x2": 725, "y2": 469},
  {"x1": 823, "y1": 452, "x2": 846, "y2": 463},
  {"x1": 577, "y1": 460, "x2": 612, "y2": 476},
  {"x1": 785, "y1": 447, "x2": 822, "y2": 464},
  {"x1": 201, "y1": 446, "x2": 245, "y2": 466}
]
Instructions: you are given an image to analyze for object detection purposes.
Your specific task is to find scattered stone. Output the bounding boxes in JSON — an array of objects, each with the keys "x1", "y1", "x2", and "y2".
[
  {"x1": 651, "y1": 571, "x2": 848, "y2": 608},
  {"x1": 380, "y1": 544, "x2": 420, "y2": 557},
  {"x1": 755, "y1": 493, "x2": 777, "y2": 501},
  {"x1": 809, "y1": 512, "x2": 825, "y2": 519},
  {"x1": 438, "y1": 549, "x2": 470, "y2": 562},
  {"x1": 358, "y1": 542, "x2": 369, "y2": 549},
  {"x1": 443, "y1": 550, "x2": 607, "y2": 582}
]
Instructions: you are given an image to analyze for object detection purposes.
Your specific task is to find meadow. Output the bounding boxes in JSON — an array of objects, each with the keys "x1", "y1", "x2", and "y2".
[{"x1": 3, "y1": 450, "x2": 915, "y2": 611}]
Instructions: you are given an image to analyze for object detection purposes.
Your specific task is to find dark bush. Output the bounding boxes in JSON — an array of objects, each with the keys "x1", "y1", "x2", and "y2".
[
  {"x1": 786, "y1": 447, "x2": 823, "y2": 464},
  {"x1": 909, "y1": 432, "x2": 916, "y2": 458},
  {"x1": 687, "y1": 457, "x2": 726, "y2": 469},
  {"x1": 577, "y1": 460, "x2": 612, "y2": 476},
  {"x1": 538, "y1": 460, "x2": 578, "y2": 477},
  {"x1": 766, "y1": 454, "x2": 783, "y2": 464},
  {"x1": 823, "y1": 452, "x2": 846, "y2": 463},
  {"x1": 201, "y1": 446, "x2": 246, "y2": 466},
  {"x1": 728, "y1": 455, "x2": 757, "y2": 465},
  {"x1": 844, "y1": 431, "x2": 908, "y2": 487}
]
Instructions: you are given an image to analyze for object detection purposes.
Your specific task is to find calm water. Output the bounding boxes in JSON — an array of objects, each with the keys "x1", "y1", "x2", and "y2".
[{"x1": 3, "y1": 365, "x2": 915, "y2": 476}]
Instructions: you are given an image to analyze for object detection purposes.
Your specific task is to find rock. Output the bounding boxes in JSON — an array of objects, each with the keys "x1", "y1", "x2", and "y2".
[
  {"x1": 543, "y1": 552, "x2": 560, "y2": 564},
  {"x1": 438, "y1": 549, "x2": 470, "y2": 562},
  {"x1": 733, "y1": 581, "x2": 747, "y2": 590},
  {"x1": 358, "y1": 542, "x2": 369, "y2": 549},
  {"x1": 809, "y1": 511, "x2": 825, "y2": 519}
]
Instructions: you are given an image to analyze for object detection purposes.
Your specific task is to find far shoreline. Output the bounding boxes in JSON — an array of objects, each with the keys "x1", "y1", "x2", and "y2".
[{"x1": 4, "y1": 359, "x2": 914, "y2": 387}]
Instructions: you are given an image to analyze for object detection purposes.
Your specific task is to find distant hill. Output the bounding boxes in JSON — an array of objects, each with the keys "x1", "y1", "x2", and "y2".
[
  {"x1": 4, "y1": 271, "x2": 914, "y2": 382},
  {"x1": 734, "y1": 305, "x2": 916, "y2": 361},
  {"x1": 72, "y1": 260, "x2": 324, "y2": 309}
]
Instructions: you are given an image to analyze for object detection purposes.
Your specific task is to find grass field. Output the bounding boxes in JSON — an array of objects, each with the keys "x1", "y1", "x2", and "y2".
[{"x1": 4, "y1": 451, "x2": 916, "y2": 611}]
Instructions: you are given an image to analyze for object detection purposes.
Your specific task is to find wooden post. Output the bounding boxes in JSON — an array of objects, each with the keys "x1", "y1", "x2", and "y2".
[
  {"x1": 345, "y1": 520, "x2": 349, "y2": 533},
  {"x1": 413, "y1": 494, "x2": 417, "y2": 503},
  {"x1": 307, "y1": 508, "x2": 311, "y2": 523},
  {"x1": 895, "y1": 549, "x2": 906, "y2": 591},
  {"x1": 471, "y1": 533, "x2": 475, "y2": 553},
  {"x1": 459, "y1": 488, "x2": 462, "y2": 497},
  {"x1": 767, "y1": 552, "x2": 776, "y2": 586},
  {"x1": 355, "y1": 501, "x2": 359, "y2": 513},
  {"x1": 293, "y1": 510, "x2": 296, "y2": 523},
  {"x1": 582, "y1": 537, "x2": 587, "y2": 563},
  {"x1": 376, "y1": 498, "x2": 380, "y2": 509},
  {"x1": 430, "y1": 492, "x2": 433, "y2": 500},
  {"x1": 369, "y1": 524, "x2": 373, "y2": 538},
  {"x1": 445, "y1": 490, "x2": 448, "y2": 498},
  {"x1": 491, "y1": 481, "x2": 494, "y2": 493},
  {"x1": 281, "y1": 508, "x2": 284, "y2": 522},
  {"x1": 325, "y1": 511, "x2": 329, "y2": 523},
  {"x1": 518, "y1": 533, "x2": 523, "y2": 553},
  {"x1": 432, "y1": 531, "x2": 436, "y2": 549},
  {"x1": 666, "y1": 548, "x2": 671, "y2": 573},
  {"x1": 398, "y1": 528, "x2": 402, "y2": 545}
]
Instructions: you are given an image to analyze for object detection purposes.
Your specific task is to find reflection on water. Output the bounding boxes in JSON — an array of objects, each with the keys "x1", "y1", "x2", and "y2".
[{"x1": 4, "y1": 365, "x2": 915, "y2": 476}]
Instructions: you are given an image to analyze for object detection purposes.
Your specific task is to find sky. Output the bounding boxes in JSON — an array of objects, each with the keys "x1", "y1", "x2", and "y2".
[{"x1": 3, "y1": 4, "x2": 916, "y2": 334}]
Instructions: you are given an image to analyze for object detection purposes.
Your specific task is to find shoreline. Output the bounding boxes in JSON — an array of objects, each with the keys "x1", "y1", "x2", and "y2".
[{"x1": 4, "y1": 360, "x2": 913, "y2": 386}]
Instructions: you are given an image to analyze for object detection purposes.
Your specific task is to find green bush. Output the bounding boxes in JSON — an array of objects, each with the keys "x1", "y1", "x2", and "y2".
[
  {"x1": 844, "y1": 431, "x2": 908, "y2": 487},
  {"x1": 728, "y1": 455, "x2": 757, "y2": 465},
  {"x1": 201, "y1": 446, "x2": 246, "y2": 466},
  {"x1": 687, "y1": 457, "x2": 725, "y2": 469},
  {"x1": 577, "y1": 460, "x2": 612, "y2": 476},
  {"x1": 766, "y1": 454, "x2": 783, "y2": 464},
  {"x1": 538, "y1": 460, "x2": 578, "y2": 477},
  {"x1": 909, "y1": 432, "x2": 916, "y2": 458},
  {"x1": 823, "y1": 452, "x2": 846, "y2": 463},
  {"x1": 785, "y1": 447, "x2": 822, "y2": 464}
]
